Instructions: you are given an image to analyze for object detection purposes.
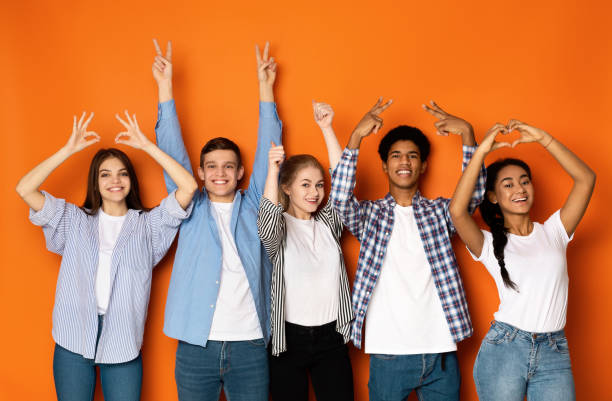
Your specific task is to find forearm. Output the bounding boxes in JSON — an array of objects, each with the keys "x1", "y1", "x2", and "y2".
[
  {"x1": 460, "y1": 128, "x2": 476, "y2": 147},
  {"x1": 320, "y1": 126, "x2": 343, "y2": 169},
  {"x1": 263, "y1": 169, "x2": 280, "y2": 204},
  {"x1": 450, "y1": 147, "x2": 487, "y2": 217},
  {"x1": 142, "y1": 143, "x2": 197, "y2": 207},
  {"x1": 545, "y1": 138, "x2": 595, "y2": 185},
  {"x1": 347, "y1": 132, "x2": 363, "y2": 150},
  {"x1": 158, "y1": 81, "x2": 173, "y2": 103},
  {"x1": 16, "y1": 146, "x2": 72, "y2": 209},
  {"x1": 259, "y1": 83, "x2": 274, "y2": 103}
]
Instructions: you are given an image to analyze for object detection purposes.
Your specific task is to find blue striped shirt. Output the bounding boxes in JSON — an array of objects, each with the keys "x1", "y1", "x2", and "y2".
[{"x1": 29, "y1": 190, "x2": 192, "y2": 363}]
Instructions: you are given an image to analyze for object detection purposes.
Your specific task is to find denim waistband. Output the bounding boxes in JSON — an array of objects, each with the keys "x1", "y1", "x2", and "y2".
[
  {"x1": 492, "y1": 320, "x2": 566, "y2": 342},
  {"x1": 285, "y1": 320, "x2": 337, "y2": 336}
]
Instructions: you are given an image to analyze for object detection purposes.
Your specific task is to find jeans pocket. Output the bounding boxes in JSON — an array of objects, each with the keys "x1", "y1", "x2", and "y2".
[
  {"x1": 247, "y1": 338, "x2": 266, "y2": 347},
  {"x1": 551, "y1": 337, "x2": 570, "y2": 354},
  {"x1": 483, "y1": 326, "x2": 507, "y2": 345},
  {"x1": 372, "y1": 354, "x2": 396, "y2": 360}
]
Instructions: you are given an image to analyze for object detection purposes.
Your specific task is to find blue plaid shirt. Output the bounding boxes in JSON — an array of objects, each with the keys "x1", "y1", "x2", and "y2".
[{"x1": 329, "y1": 146, "x2": 486, "y2": 348}]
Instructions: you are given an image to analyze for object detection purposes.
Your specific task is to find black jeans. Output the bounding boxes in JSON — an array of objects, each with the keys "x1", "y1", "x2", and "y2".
[{"x1": 269, "y1": 321, "x2": 354, "y2": 401}]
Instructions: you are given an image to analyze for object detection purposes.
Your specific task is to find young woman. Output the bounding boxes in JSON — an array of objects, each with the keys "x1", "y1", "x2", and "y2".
[
  {"x1": 16, "y1": 111, "x2": 198, "y2": 401},
  {"x1": 449, "y1": 120, "x2": 596, "y2": 401},
  {"x1": 256, "y1": 102, "x2": 354, "y2": 401}
]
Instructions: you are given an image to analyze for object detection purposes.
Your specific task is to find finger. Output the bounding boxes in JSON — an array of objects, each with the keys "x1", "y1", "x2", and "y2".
[
  {"x1": 429, "y1": 100, "x2": 448, "y2": 115},
  {"x1": 156, "y1": 55, "x2": 171, "y2": 66},
  {"x1": 421, "y1": 103, "x2": 445, "y2": 119},
  {"x1": 154, "y1": 61, "x2": 165, "y2": 70},
  {"x1": 372, "y1": 120, "x2": 383, "y2": 134},
  {"x1": 84, "y1": 136, "x2": 101, "y2": 146},
  {"x1": 166, "y1": 40, "x2": 172, "y2": 61},
  {"x1": 271, "y1": 141, "x2": 276, "y2": 147},
  {"x1": 78, "y1": 111, "x2": 87, "y2": 128},
  {"x1": 377, "y1": 99, "x2": 393, "y2": 113},
  {"x1": 73, "y1": 115, "x2": 77, "y2": 132},
  {"x1": 492, "y1": 142, "x2": 511, "y2": 150},
  {"x1": 124, "y1": 110, "x2": 134, "y2": 125},
  {"x1": 263, "y1": 41, "x2": 269, "y2": 61},
  {"x1": 132, "y1": 114, "x2": 140, "y2": 130},
  {"x1": 115, "y1": 132, "x2": 128, "y2": 142},
  {"x1": 115, "y1": 113, "x2": 130, "y2": 129},
  {"x1": 370, "y1": 97, "x2": 383, "y2": 111},
  {"x1": 255, "y1": 44, "x2": 262, "y2": 64},
  {"x1": 153, "y1": 39, "x2": 162, "y2": 56},
  {"x1": 83, "y1": 112, "x2": 94, "y2": 130}
]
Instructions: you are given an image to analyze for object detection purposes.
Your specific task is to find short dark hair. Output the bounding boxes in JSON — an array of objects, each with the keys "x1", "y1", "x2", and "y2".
[
  {"x1": 200, "y1": 137, "x2": 242, "y2": 167},
  {"x1": 377, "y1": 125, "x2": 430, "y2": 162}
]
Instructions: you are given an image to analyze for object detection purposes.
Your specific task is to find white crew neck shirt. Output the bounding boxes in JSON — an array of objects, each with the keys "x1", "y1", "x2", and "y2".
[
  {"x1": 364, "y1": 205, "x2": 456, "y2": 354},
  {"x1": 208, "y1": 201, "x2": 263, "y2": 341},
  {"x1": 95, "y1": 209, "x2": 127, "y2": 315},
  {"x1": 469, "y1": 210, "x2": 572, "y2": 332},
  {"x1": 282, "y1": 212, "x2": 340, "y2": 326}
]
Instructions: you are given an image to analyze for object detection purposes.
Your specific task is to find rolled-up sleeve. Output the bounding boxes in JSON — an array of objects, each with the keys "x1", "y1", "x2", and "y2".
[
  {"x1": 148, "y1": 190, "x2": 194, "y2": 265},
  {"x1": 29, "y1": 191, "x2": 76, "y2": 256}
]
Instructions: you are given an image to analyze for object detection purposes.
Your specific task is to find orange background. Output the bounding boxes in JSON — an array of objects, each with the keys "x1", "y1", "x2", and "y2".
[{"x1": 2, "y1": 0, "x2": 611, "y2": 400}]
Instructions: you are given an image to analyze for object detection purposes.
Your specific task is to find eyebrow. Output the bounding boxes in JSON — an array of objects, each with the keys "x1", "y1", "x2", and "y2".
[
  {"x1": 500, "y1": 174, "x2": 529, "y2": 182},
  {"x1": 100, "y1": 168, "x2": 128, "y2": 172},
  {"x1": 390, "y1": 150, "x2": 419, "y2": 155}
]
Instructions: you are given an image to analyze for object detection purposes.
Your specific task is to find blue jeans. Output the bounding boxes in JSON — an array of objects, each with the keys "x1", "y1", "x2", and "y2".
[
  {"x1": 175, "y1": 339, "x2": 269, "y2": 401},
  {"x1": 474, "y1": 321, "x2": 575, "y2": 401},
  {"x1": 368, "y1": 351, "x2": 460, "y2": 401},
  {"x1": 53, "y1": 316, "x2": 143, "y2": 401}
]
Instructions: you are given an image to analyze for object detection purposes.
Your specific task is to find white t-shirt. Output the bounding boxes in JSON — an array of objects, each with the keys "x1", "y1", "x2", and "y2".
[
  {"x1": 469, "y1": 210, "x2": 572, "y2": 333},
  {"x1": 95, "y1": 209, "x2": 126, "y2": 315},
  {"x1": 364, "y1": 205, "x2": 457, "y2": 355},
  {"x1": 282, "y1": 212, "x2": 340, "y2": 326},
  {"x1": 208, "y1": 201, "x2": 263, "y2": 341}
]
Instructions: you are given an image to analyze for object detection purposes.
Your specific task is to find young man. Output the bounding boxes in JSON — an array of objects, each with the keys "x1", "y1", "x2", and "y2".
[
  {"x1": 152, "y1": 40, "x2": 281, "y2": 401},
  {"x1": 329, "y1": 99, "x2": 486, "y2": 401}
]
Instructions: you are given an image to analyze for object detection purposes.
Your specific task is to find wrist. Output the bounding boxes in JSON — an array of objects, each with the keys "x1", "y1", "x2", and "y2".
[
  {"x1": 259, "y1": 84, "x2": 274, "y2": 102},
  {"x1": 540, "y1": 135, "x2": 554, "y2": 148}
]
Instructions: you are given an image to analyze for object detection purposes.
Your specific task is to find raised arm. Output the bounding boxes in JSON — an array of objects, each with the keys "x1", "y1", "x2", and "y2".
[
  {"x1": 262, "y1": 142, "x2": 285, "y2": 204},
  {"x1": 507, "y1": 119, "x2": 596, "y2": 236},
  {"x1": 449, "y1": 124, "x2": 510, "y2": 257},
  {"x1": 116, "y1": 111, "x2": 198, "y2": 209},
  {"x1": 346, "y1": 97, "x2": 393, "y2": 149},
  {"x1": 16, "y1": 112, "x2": 100, "y2": 212},
  {"x1": 312, "y1": 101, "x2": 342, "y2": 170},
  {"x1": 152, "y1": 39, "x2": 194, "y2": 194},
  {"x1": 248, "y1": 42, "x2": 282, "y2": 199}
]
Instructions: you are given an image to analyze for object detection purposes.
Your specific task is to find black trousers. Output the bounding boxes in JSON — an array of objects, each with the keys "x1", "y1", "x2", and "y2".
[{"x1": 269, "y1": 321, "x2": 354, "y2": 401}]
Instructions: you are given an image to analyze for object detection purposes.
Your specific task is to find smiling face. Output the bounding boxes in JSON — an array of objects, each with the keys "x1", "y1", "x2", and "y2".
[
  {"x1": 283, "y1": 166, "x2": 325, "y2": 219},
  {"x1": 98, "y1": 157, "x2": 131, "y2": 206},
  {"x1": 489, "y1": 164, "x2": 534, "y2": 216},
  {"x1": 382, "y1": 140, "x2": 427, "y2": 191},
  {"x1": 198, "y1": 149, "x2": 244, "y2": 202}
]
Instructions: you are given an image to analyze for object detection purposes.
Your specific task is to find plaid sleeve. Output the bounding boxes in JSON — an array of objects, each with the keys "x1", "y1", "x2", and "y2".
[
  {"x1": 463, "y1": 145, "x2": 487, "y2": 214},
  {"x1": 329, "y1": 148, "x2": 365, "y2": 239}
]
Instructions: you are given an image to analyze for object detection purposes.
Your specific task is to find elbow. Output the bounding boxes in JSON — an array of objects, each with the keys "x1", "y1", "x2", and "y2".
[
  {"x1": 449, "y1": 201, "x2": 464, "y2": 220},
  {"x1": 15, "y1": 179, "x2": 30, "y2": 200},
  {"x1": 185, "y1": 177, "x2": 199, "y2": 197}
]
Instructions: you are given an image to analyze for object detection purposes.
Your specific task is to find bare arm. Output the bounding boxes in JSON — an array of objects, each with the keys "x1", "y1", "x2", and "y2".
[
  {"x1": 16, "y1": 112, "x2": 100, "y2": 212},
  {"x1": 507, "y1": 119, "x2": 596, "y2": 236},
  {"x1": 313, "y1": 101, "x2": 342, "y2": 170},
  {"x1": 449, "y1": 124, "x2": 510, "y2": 257},
  {"x1": 115, "y1": 111, "x2": 198, "y2": 209},
  {"x1": 262, "y1": 143, "x2": 285, "y2": 204}
]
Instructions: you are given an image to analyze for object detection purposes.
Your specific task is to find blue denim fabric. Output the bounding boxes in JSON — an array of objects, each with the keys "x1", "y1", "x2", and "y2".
[
  {"x1": 368, "y1": 352, "x2": 460, "y2": 401},
  {"x1": 53, "y1": 315, "x2": 143, "y2": 401},
  {"x1": 474, "y1": 321, "x2": 575, "y2": 401},
  {"x1": 175, "y1": 339, "x2": 269, "y2": 401}
]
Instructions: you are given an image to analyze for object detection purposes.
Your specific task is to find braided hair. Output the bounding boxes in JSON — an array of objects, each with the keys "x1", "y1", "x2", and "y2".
[{"x1": 479, "y1": 158, "x2": 532, "y2": 292}]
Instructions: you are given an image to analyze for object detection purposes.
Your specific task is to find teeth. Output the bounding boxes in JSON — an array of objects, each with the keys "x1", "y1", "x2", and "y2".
[
  {"x1": 397, "y1": 170, "x2": 412, "y2": 175},
  {"x1": 512, "y1": 198, "x2": 527, "y2": 202}
]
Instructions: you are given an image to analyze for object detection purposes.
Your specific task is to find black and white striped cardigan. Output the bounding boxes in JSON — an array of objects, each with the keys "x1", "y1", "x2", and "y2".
[{"x1": 257, "y1": 197, "x2": 354, "y2": 356}]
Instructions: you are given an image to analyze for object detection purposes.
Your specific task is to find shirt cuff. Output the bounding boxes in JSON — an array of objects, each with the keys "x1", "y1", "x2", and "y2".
[
  {"x1": 29, "y1": 191, "x2": 61, "y2": 226},
  {"x1": 259, "y1": 101, "x2": 279, "y2": 119},
  {"x1": 162, "y1": 189, "x2": 194, "y2": 219},
  {"x1": 157, "y1": 100, "x2": 177, "y2": 121},
  {"x1": 259, "y1": 197, "x2": 283, "y2": 213}
]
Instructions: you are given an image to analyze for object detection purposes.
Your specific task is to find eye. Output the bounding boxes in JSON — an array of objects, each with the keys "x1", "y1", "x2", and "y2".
[
  {"x1": 302, "y1": 183, "x2": 309, "y2": 188},
  {"x1": 410, "y1": 154, "x2": 418, "y2": 159},
  {"x1": 521, "y1": 179, "x2": 530, "y2": 185},
  {"x1": 100, "y1": 173, "x2": 109, "y2": 178},
  {"x1": 121, "y1": 172, "x2": 129, "y2": 177},
  {"x1": 504, "y1": 183, "x2": 512, "y2": 188},
  {"x1": 226, "y1": 165, "x2": 234, "y2": 170},
  {"x1": 316, "y1": 183, "x2": 324, "y2": 188}
]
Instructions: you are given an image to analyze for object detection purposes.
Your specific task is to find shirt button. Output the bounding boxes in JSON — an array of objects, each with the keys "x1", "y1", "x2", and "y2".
[
  {"x1": 366, "y1": 291, "x2": 371, "y2": 296},
  {"x1": 359, "y1": 310, "x2": 364, "y2": 315},
  {"x1": 210, "y1": 305, "x2": 214, "y2": 308},
  {"x1": 215, "y1": 281, "x2": 219, "y2": 284}
]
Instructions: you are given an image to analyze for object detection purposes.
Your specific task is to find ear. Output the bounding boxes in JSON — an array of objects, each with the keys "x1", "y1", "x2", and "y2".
[
  {"x1": 237, "y1": 165, "x2": 245, "y2": 181},
  {"x1": 281, "y1": 184, "x2": 291, "y2": 196},
  {"x1": 420, "y1": 160, "x2": 428, "y2": 174},
  {"x1": 487, "y1": 191, "x2": 498, "y2": 204},
  {"x1": 382, "y1": 161, "x2": 388, "y2": 173},
  {"x1": 197, "y1": 166, "x2": 205, "y2": 181}
]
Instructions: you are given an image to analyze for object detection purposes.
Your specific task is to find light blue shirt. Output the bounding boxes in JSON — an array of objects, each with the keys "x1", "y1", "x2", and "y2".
[
  {"x1": 155, "y1": 100, "x2": 282, "y2": 346},
  {"x1": 29, "y1": 191, "x2": 192, "y2": 363}
]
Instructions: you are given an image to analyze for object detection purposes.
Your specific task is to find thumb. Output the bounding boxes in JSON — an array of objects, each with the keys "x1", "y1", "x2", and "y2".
[{"x1": 271, "y1": 141, "x2": 276, "y2": 147}]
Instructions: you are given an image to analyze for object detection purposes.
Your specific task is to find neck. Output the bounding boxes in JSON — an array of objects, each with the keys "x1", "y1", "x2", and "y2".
[
  {"x1": 286, "y1": 204, "x2": 312, "y2": 220},
  {"x1": 101, "y1": 201, "x2": 128, "y2": 216},
  {"x1": 503, "y1": 213, "x2": 533, "y2": 236},
  {"x1": 208, "y1": 191, "x2": 236, "y2": 203},
  {"x1": 389, "y1": 184, "x2": 418, "y2": 207}
]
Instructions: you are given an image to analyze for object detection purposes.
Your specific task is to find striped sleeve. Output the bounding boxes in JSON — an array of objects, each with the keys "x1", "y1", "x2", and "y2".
[
  {"x1": 29, "y1": 191, "x2": 79, "y2": 256},
  {"x1": 257, "y1": 197, "x2": 285, "y2": 261},
  {"x1": 147, "y1": 190, "x2": 194, "y2": 266}
]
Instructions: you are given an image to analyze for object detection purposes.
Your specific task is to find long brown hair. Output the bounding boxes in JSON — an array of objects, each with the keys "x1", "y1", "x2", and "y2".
[
  {"x1": 278, "y1": 154, "x2": 326, "y2": 211},
  {"x1": 81, "y1": 148, "x2": 148, "y2": 215}
]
